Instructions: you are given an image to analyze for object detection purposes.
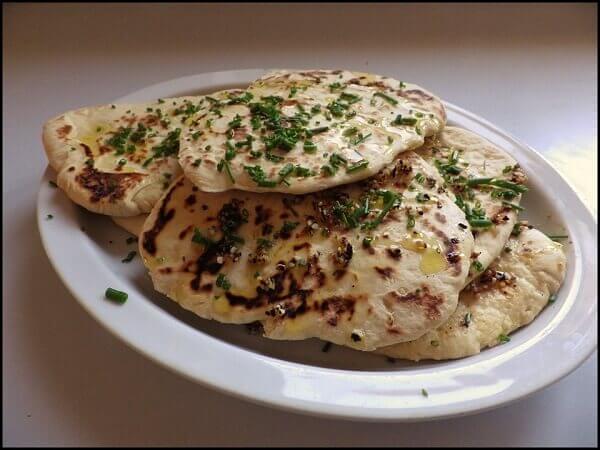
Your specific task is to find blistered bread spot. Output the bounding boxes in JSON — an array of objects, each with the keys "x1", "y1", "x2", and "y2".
[
  {"x1": 317, "y1": 295, "x2": 356, "y2": 326},
  {"x1": 75, "y1": 167, "x2": 145, "y2": 203},
  {"x1": 56, "y1": 124, "x2": 72, "y2": 139},
  {"x1": 375, "y1": 266, "x2": 395, "y2": 279},
  {"x1": 142, "y1": 179, "x2": 184, "y2": 255},
  {"x1": 384, "y1": 287, "x2": 443, "y2": 320},
  {"x1": 466, "y1": 269, "x2": 516, "y2": 294}
]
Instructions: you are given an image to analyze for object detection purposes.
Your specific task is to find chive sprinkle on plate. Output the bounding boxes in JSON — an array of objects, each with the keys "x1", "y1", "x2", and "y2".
[
  {"x1": 105, "y1": 287, "x2": 128, "y2": 304},
  {"x1": 121, "y1": 251, "x2": 137, "y2": 263}
]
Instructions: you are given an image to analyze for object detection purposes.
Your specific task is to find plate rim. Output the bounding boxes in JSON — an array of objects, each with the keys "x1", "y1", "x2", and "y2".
[{"x1": 37, "y1": 69, "x2": 598, "y2": 422}]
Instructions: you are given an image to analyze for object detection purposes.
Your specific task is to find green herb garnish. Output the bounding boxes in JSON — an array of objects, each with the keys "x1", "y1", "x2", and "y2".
[
  {"x1": 303, "y1": 140, "x2": 317, "y2": 153},
  {"x1": 362, "y1": 190, "x2": 402, "y2": 230},
  {"x1": 471, "y1": 260, "x2": 484, "y2": 272},
  {"x1": 121, "y1": 251, "x2": 136, "y2": 263},
  {"x1": 244, "y1": 165, "x2": 277, "y2": 187},
  {"x1": 498, "y1": 334, "x2": 511, "y2": 344},
  {"x1": 466, "y1": 177, "x2": 528, "y2": 194},
  {"x1": 106, "y1": 127, "x2": 133, "y2": 154},
  {"x1": 192, "y1": 228, "x2": 216, "y2": 247},
  {"x1": 502, "y1": 201, "x2": 524, "y2": 211},
  {"x1": 216, "y1": 273, "x2": 231, "y2": 291},
  {"x1": 463, "y1": 312, "x2": 472, "y2": 327},
  {"x1": 308, "y1": 126, "x2": 329, "y2": 136},
  {"x1": 351, "y1": 132, "x2": 371, "y2": 146},
  {"x1": 329, "y1": 82, "x2": 343, "y2": 92},
  {"x1": 217, "y1": 159, "x2": 235, "y2": 183},
  {"x1": 547, "y1": 234, "x2": 568, "y2": 241},
  {"x1": 279, "y1": 221, "x2": 299, "y2": 236},
  {"x1": 346, "y1": 160, "x2": 369, "y2": 173},
  {"x1": 151, "y1": 128, "x2": 181, "y2": 158},
  {"x1": 339, "y1": 92, "x2": 361, "y2": 104},
  {"x1": 329, "y1": 153, "x2": 348, "y2": 168},
  {"x1": 321, "y1": 165, "x2": 336, "y2": 177},
  {"x1": 373, "y1": 91, "x2": 398, "y2": 105},
  {"x1": 326, "y1": 100, "x2": 348, "y2": 117},
  {"x1": 392, "y1": 114, "x2": 417, "y2": 126},
  {"x1": 225, "y1": 141, "x2": 237, "y2": 161},
  {"x1": 227, "y1": 92, "x2": 254, "y2": 104},
  {"x1": 105, "y1": 287, "x2": 127, "y2": 304},
  {"x1": 227, "y1": 114, "x2": 242, "y2": 130},
  {"x1": 278, "y1": 163, "x2": 295, "y2": 185}
]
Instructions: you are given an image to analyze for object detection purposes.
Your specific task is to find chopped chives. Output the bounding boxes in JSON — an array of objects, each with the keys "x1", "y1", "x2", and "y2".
[
  {"x1": 498, "y1": 334, "x2": 511, "y2": 344},
  {"x1": 351, "y1": 133, "x2": 371, "y2": 146},
  {"x1": 105, "y1": 287, "x2": 128, "y2": 304},
  {"x1": 346, "y1": 160, "x2": 369, "y2": 173},
  {"x1": 501, "y1": 201, "x2": 524, "y2": 211},
  {"x1": 192, "y1": 228, "x2": 216, "y2": 247},
  {"x1": 467, "y1": 177, "x2": 528, "y2": 193},
  {"x1": 217, "y1": 159, "x2": 235, "y2": 183},
  {"x1": 321, "y1": 165, "x2": 336, "y2": 177},
  {"x1": 225, "y1": 141, "x2": 236, "y2": 161},
  {"x1": 547, "y1": 234, "x2": 568, "y2": 241},
  {"x1": 471, "y1": 260, "x2": 484, "y2": 272},
  {"x1": 121, "y1": 251, "x2": 136, "y2": 263},
  {"x1": 373, "y1": 92, "x2": 398, "y2": 105},
  {"x1": 463, "y1": 312, "x2": 472, "y2": 327},
  {"x1": 469, "y1": 218, "x2": 493, "y2": 228},
  {"x1": 308, "y1": 126, "x2": 329, "y2": 136},
  {"x1": 216, "y1": 273, "x2": 232, "y2": 291},
  {"x1": 392, "y1": 115, "x2": 417, "y2": 126},
  {"x1": 303, "y1": 140, "x2": 317, "y2": 153}
]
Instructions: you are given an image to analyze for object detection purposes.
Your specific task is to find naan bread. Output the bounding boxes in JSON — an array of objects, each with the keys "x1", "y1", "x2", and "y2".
[
  {"x1": 376, "y1": 227, "x2": 566, "y2": 361},
  {"x1": 42, "y1": 90, "x2": 246, "y2": 216},
  {"x1": 140, "y1": 152, "x2": 473, "y2": 351},
  {"x1": 416, "y1": 127, "x2": 527, "y2": 282},
  {"x1": 112, "y1": 215, "x2": 147, "y2": 236},
  {"x1": 179, "y1": 69, "x2": 446, "y2": 195}
]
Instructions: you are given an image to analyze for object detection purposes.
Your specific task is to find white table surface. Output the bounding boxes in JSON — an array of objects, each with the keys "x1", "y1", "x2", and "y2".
[{"x1": 3, "y1": 3, "x2": 597, "y2": 446}]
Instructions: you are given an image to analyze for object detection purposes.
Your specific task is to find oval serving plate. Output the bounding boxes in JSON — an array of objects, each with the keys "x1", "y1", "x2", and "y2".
[{"x1": 37, "y1": 69, "x2": 597, "y2": 421}]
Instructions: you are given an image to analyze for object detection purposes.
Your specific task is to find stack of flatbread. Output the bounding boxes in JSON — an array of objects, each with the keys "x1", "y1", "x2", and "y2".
[{"x1": 42, "y1": 69, "x2": 566, "y2": 360}]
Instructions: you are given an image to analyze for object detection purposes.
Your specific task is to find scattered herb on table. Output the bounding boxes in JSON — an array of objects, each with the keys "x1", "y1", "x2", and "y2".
[
  {"x1": 105, "y1": 287, "x2": 128, "y2": 304},
  {"x1": 121, "y1": 251, "x2": 136, "y2": 263}
]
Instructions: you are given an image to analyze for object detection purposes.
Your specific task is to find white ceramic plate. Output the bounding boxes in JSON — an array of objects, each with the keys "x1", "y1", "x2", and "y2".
[{"x1": 37, "y1": 69, "x2": 597, "y2": 421}]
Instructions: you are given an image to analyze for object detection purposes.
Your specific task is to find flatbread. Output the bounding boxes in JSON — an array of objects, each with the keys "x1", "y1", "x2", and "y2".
[
  {"x1": 42, "y1": 90, "x2": 245, "y2": 216},
  {"x1": 376, "y1": 227, "x2": 566, "y2": 361},
  {"x1": 112, "y1": 215, "x2": 147, "y2": 236},
  {"x1": 179, "y1": 69, "x2": 446, "y2": 194},
  {"x1": 416, "y1": 126, "x2": 527, "y2": 282},
  {"x1": 139, "y1": 152, "x2": 473, "y2": 351}
]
